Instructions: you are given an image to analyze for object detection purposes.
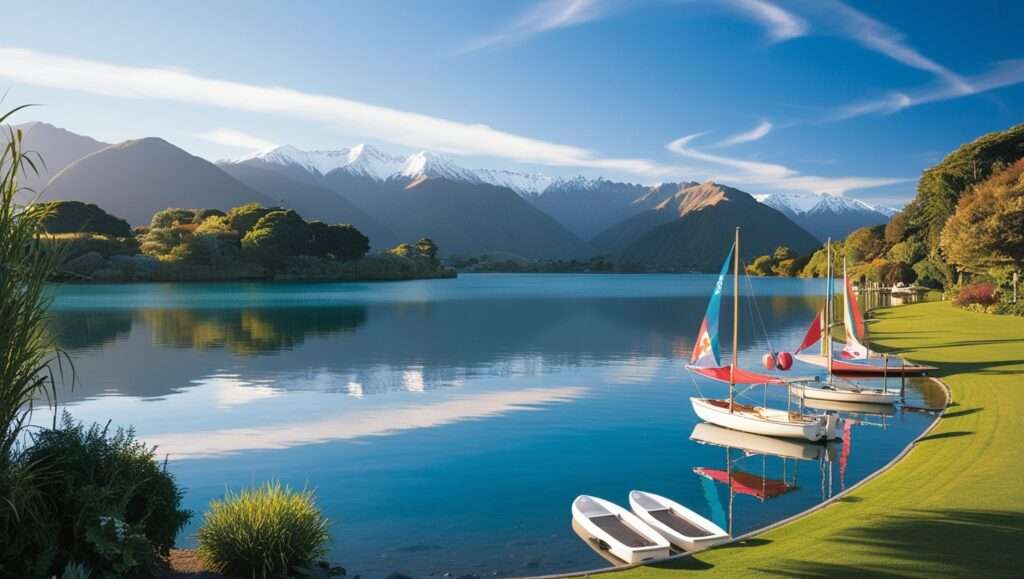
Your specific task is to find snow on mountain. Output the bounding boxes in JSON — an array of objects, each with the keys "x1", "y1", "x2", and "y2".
[
  {"x1": 755, "y1": 191, "x2": 890, "y2": 216},
  {"x1": 472, "y1": 168, "x2": 556, "y2": 196},
  {"x1": 231, "y1": 144, "x2": 578, "y2": 195},
  {"x1": 399, "y1": 151, "x2": 482, "y2": 183},
  {"x1": 232, "y1": 144, "x2": 405, "y2": 180}
]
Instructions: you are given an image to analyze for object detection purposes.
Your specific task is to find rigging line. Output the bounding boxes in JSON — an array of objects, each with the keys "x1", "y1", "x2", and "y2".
[{"x1": 742, "y1": 263, "x2": 775, "y2": 354}]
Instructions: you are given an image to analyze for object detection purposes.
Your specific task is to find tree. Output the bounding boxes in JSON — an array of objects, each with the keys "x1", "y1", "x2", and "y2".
[
  {"x1": 909, "y1": 123, "x2": 1024, "y2": 247},
  {"x1": 886, "y1": 240, "x2": 924, "y2": 265},
  {"x1": 241, "y1": 210, "x2": 310, "y2": 263},
  {"x1": 41, "y1": 201, "x2": 132, "y2": 237},
  {"x1": 884, "y1": 211, "x2": 908, "y2": 244},
  {"x1": 844, "y1": 226, "x2": 886, "y2": 263},
  {"x1": 416, "y1": 237, "x2": 438, "y2": 261},
  {"x1": 306, "y1": 222, "x2": 369, "y2": 262},
  {"x1": 940, "y1": 158, "x2": 1024, "y2": 274},
  {"x1": 772, "y1": 246, "x2": 795, "y2": 261},
  {"x1": 745, "y1": 255, "x2": 774, "y2": 276},
  {"x1": 192, "y1": 208, "x2": 226, "y2": 224},
  {"x1": 388, "y1": 243, "x2": 415, "y2": 258},
  {"x1": 150, "y1": 208, "x2": 195, "y2": 229},
  {"x1": 226, "y1": 203, "x2": 282, "y2": 236}
]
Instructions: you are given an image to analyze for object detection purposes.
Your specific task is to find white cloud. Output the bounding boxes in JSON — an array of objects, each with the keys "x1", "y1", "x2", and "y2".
[
  {"x1": 716, "y1": 120, "x2": 773, "y2": 147},
  {"x1": 819, "y1": 0, "x2": 971, "y2": 94},
  {"x1": 666, "y1": 132, "x2": 906, "y2": 195},
  {"x1": 0, "y1": 46, "x2": 681, "y2": 178},
  {"x1": 835, "y1": 60, "x2": 1024, "y2": 120},
  {"x1": 462, "y1": 0, "x2": 612, "y2": 52},
  {"x1": 728, "y1": 0, "x2": 808, "y2": 42},
  {"x1": 196, "y1": 128, "x2": 275, "y2": 151}
]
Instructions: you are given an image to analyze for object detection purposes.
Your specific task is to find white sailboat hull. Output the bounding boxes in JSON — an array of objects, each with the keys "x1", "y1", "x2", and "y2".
[
  {"x1": 790, "y1": 382, "x2": 899, "y2": 405},
  {"x1": 690, "y1": 397, "x2": 840, "y2": 442}
]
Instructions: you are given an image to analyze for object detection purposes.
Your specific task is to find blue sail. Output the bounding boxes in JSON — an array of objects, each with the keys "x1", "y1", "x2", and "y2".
[{"x1": 690, "y1": 243, "x2": 735, "y2": 368}]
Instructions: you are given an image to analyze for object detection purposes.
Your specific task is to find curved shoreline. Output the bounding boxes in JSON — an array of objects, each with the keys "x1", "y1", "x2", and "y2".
[{"x1": 524, "y1": 372, "x2": 951, "y2": 579}]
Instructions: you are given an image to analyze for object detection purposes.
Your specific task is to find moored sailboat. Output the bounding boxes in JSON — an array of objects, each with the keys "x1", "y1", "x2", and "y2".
[
  {"x1": 791, "y1": 244, "x2": 910, "y2": 404},
  {"x1": 687, "y1": 228, "x2": 842, "y2": 442},
  {"x1": 794, "y1": 249, "x2": 936, "y2": 377}
]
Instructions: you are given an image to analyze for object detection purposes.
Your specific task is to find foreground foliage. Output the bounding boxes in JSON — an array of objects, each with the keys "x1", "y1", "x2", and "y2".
[
  {"x1": 16, "y1": 414, "x2": 191, "y2": 577},
  {"x1": 197, "y1": 482, "x2": 330, "y2": 579}
]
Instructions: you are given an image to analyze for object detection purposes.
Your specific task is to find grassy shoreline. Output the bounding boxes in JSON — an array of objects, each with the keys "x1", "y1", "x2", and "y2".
[{"x1": 602, "y1": 301, "x2": 1024, "y2": 577}]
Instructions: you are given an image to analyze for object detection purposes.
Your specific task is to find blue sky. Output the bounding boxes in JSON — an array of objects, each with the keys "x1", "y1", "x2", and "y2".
[{"x1": 3, "y1": 0, "x2": 1022, "y2": 205}]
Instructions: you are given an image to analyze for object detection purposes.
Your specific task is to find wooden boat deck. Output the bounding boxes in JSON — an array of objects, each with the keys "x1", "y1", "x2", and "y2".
[
  {"x1": 590, "y1": 514, "x2": 656, "y2": 548},
  {"x1": 647, "y1": 508, "x2": 714, "y2": 538}
]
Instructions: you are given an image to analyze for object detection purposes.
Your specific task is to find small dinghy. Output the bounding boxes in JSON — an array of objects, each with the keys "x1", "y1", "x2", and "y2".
[
  {"x1": 628, "y1": 491, "x2": 728, "y2": 551},
  {"x1": 571, "y1": 495, "x2": 670, "y2": 564},
  {"x1": 789, "y1": 378, "x2": 900, "y2": 405}
]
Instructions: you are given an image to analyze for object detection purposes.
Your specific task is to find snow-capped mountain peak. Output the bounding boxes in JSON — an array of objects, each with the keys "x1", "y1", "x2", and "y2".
[
  {"x1": 755, "y1": 191, "x2": 893, "y2": 217},
  {"x1": 230, "y1": 144, "x2": 607, "y2": 196}
]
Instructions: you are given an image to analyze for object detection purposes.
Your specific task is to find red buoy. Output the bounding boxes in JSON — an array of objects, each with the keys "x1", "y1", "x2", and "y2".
[
  {"x1": 762, "y1": 352, "x2": 776, "y2": 369},
  {"x1": 777, "y1": 351, "x2": 794, "y2": 371}
]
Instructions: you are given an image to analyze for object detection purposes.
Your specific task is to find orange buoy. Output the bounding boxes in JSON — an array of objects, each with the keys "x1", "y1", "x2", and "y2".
[{"x1": 762, "y1": 352, "x2": 776, "y2": 369}]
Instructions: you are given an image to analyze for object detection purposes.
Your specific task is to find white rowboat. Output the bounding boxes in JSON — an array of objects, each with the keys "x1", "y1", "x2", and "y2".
[
  {"x1": 628, "y1": 491, "x2": 728, "y2": 551},
  {"x1": 789, "y1": 380, "x2": 900, "y2": 405},
  {"x1": 571, "y1": 495, "x2": 670, "y2": 564}
]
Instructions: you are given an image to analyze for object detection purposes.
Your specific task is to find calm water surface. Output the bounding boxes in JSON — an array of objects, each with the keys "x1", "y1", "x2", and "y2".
[{"x1": 44, "y1": 274, "x2": 941, "y2": 577}]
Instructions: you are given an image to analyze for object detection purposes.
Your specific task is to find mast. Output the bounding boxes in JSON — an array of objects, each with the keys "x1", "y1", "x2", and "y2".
[
  {"x1": 826, "y1": 239, "x2": 833, "y2": 383},
  {"x1": 730, "y1": 227, "x2": 739, "y2": 413}
]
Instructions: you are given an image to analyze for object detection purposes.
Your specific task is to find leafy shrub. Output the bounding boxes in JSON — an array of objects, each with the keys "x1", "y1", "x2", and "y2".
[
  {"x1": 17, "y1": 413, "x2": 191, "y2": 577},
  {"x1": 241, "y1": 210, "x2": 310, "y2": 265},
  {"x1": 227, "y1": 203, "x2": 281, "y2": 236},
  {"x1": 44, "y1": 232, "x2": 139, "y2": 261},
  {"x1": 198, "y1": 482, "x2": 330, "y2": 578},
  {"x1": 150, "y1": 208, "x2": 196, "y2": 229},
  {"x1": 955, "y1": 282, "x2": 998, "y2": 307},
  {"x1": 307, "y1": 221, "x2": 369, "y2": 262},
  {"x1": 42, "y1": 201, "x2": 133, "y2": 237},
  {"x1": 192, "y1": 208, "x2": 226, "y2": 224},
  {"x1": 994, "y1": 299, "x2": 1024, "y2": 317}
]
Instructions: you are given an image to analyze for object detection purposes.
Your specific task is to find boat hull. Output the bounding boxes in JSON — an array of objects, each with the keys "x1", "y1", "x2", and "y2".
[
  {"x1": 790, "y1": 382, "x2": 899, "y2": 405},
  {"x1": 795, "y1": 353, "x2": 936, "y2": 376},
  {"x1": 571, "y1": 495, "x2": 670, "y2": 564},
  {"x1": 628, "y1": 490, "x2": 728, "y2": 551},
  {"x1": 690, "y1": 397, "x2": 840, "y2": 441}
]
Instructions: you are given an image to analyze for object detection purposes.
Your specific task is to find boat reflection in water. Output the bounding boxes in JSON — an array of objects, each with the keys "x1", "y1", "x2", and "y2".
[{"x1": 690, "y1": 423, "x2": 841, "y2": 536}]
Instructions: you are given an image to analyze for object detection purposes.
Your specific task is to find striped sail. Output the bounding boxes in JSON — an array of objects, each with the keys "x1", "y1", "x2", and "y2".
[
  {"x1": 841, "y1": 259, "x2": 869, "y2": 359},
  {"x1": 689, "y1": 243, "x2": 734, "y2": 368}
]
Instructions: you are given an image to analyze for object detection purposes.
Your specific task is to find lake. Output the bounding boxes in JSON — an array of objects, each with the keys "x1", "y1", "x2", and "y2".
[{"x1": 43, "y1": 274, "x2": 942, "y2": 577}]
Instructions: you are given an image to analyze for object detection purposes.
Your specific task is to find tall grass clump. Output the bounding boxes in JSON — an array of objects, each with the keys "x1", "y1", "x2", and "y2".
[
  {"x1": 198, "y1": 482, "x2": 331, "y2": 578},
  {"x1": 0, "y1": 106, "x2": 70, "y2": 576}
]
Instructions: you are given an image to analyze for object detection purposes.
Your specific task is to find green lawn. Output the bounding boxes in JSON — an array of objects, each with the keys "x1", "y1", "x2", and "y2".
[{"x1": 606, "y1": 301, "x2": 1024, "y2": 577}]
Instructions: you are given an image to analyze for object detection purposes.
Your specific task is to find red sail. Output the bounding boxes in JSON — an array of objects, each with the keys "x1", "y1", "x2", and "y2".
[
  {"x1": 795, "y1": 310, "x2": 823, "y2": 354},
  {"x1": 690, "y1": 365, "x2": 784, "y2": 385}
]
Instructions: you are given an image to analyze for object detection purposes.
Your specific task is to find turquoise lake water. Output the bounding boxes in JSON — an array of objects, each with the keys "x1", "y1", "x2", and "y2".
[{"x1": 45, "y1": 274, "x2": 941, "y2": 577}]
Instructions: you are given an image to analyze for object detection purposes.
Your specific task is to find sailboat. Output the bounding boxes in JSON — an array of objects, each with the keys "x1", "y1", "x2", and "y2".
[
  {"x1": 791, "y1": 242, "x2": 903, "y2": 405},
  {"x1": 688, "y1": 228, "x2": 843, "y2": 442},
  {"x1": 794, "y1": 248, "x2": 936, "y2": 377}
]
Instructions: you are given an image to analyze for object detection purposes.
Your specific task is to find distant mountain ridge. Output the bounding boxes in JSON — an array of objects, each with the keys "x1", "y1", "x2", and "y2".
[{"x1": 755, "y1": 191, "x2": 896, "y2": 241}]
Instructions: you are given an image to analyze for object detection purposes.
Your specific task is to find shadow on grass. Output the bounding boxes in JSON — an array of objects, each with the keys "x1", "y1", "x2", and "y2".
[
  {"x1": 751, "y1": 509, "x2": 1024, "y2": 577},
  {"x1": 942, "y1": 407, "x2": 983, "y2": 419},
  {"x1": 637, "y1": 539, "x2": 773, "y2": 572},
  {"x1": 916, "y1": 431, "x2": 973, "y2": 442}
]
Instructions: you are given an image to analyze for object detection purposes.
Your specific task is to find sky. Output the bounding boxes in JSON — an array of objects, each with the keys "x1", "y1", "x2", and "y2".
[{"x1": 2, "y1": 0, "x2": 1022, "y2": 206}]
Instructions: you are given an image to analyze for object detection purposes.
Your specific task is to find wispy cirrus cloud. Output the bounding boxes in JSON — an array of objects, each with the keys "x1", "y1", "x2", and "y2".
[
  {"x1": 834, "y1": 59, "x2": 1024, "y2": 120},
  {"x1": 196, "y1": 128, "x2": 276, "y2": 151},
  {"x1": 817, "y1": 0, "x2": 971, "y2": 94},
  {"x1": 666, "y1": 132, "x2": 906, "y2": 195},
  {"x1": 715, "y1": 120, "x2": 773, "y2": 147},
  {"x1": 462, "y1": 0, "x2": 614, "y2": 53},
  {"x1": 727, "y1": 0, "x2": 808, "y2": 42},
  {"x1": 0, "y1": 47, "x2": 682, "y2": 178}
]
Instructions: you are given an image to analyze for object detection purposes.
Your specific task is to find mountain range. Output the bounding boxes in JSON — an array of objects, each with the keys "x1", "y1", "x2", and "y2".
[
  {"x1": 755, "y1": 191, "x2": 895, "y2": 242},
  {"x1": 14, "y1": 122, "x2": 897, "y2": 268}
]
